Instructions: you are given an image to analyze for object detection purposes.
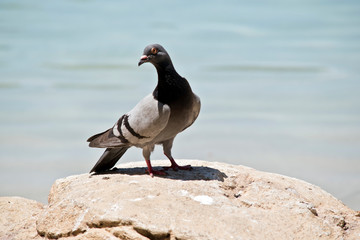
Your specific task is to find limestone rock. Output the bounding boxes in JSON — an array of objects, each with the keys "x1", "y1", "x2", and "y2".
[
  {"x1": 1, "y1": 160, "x2": 359, "y2": 239},
  {"x1": 0, "y1": 196, "x2": 44, "y2": 240},
  {"x1": 34, "y1": 160, "x2": 359, "y2": 240}
]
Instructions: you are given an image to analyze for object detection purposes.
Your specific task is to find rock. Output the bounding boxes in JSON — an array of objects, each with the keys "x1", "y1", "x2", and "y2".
[
  {"x1": 0, "y1": 196, "x2": 44, "y2": 240},
  {"x1": 1, "y1": 160, "x2": 360, "y2": 239}
]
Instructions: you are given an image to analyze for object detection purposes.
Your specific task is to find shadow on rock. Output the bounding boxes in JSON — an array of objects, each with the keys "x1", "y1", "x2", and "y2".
[{"x1": 91, "y1": 166, "x2": 228, "y2": 182}]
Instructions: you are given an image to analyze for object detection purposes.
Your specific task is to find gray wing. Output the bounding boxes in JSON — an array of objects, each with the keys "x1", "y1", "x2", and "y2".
[
  {"x1": 88, "y1": 94, "x2": 171, "y2": 148},
  {"x1": 87, "y1": 128, "x2": 124, "y2": 148}
]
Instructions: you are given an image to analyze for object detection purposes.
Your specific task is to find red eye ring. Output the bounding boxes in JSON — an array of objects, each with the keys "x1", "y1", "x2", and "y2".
[{"x1": 151, "y1": 47, "x2": 158, "y2": 54}]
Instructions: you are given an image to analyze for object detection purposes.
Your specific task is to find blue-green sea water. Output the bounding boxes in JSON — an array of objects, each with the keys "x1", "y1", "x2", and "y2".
[{"x1": 1, "y1": 0, "x2": 359, "y2": 209}]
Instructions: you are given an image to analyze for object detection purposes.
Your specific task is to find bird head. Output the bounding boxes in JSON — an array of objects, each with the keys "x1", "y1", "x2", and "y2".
[{"x1": 138, "y1": 44, "x2": 172, "y2": 67}]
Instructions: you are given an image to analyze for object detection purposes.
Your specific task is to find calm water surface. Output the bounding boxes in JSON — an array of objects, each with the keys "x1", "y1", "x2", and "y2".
[{"x1": 1, "y1": 0, "x2": 360, "y2": 209}]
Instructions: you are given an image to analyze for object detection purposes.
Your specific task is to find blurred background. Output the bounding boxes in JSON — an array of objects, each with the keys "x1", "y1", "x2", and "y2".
[{"x1": 0, "y1": 0, "x2": 359, "y2": 209}]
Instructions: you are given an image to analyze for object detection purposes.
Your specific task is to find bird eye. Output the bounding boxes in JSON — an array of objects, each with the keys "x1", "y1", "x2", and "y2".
[{"x1": 151, "y1": 47, "x2": 158, "y2": 55}]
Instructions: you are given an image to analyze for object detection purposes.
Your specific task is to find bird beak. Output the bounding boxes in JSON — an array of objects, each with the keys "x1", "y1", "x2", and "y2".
[{"x1": 138, "y1": 55, "x2": 148, "y2": 66}]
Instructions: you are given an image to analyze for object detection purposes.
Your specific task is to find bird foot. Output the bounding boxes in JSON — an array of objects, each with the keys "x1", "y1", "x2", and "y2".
[
  {"x1": 163, "y1": 164, "x2": 192, "y2": 172},
  {"x1": 146, "y1": 169, "x2": 168, "y2": 177}
]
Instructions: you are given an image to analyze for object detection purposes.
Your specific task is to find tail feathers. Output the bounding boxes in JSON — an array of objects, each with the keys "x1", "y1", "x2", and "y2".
[{"x1": 90, "y1": 147, "x2": 129, "y2": 173}]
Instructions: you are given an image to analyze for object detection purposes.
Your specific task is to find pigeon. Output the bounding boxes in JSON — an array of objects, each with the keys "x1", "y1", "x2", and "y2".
[{"x1": 88, "y1": 44, "x2": 201, "y2": 176}]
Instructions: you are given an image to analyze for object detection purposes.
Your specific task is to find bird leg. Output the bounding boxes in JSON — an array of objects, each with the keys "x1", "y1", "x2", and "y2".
[
  {"x1": 163, "y1": 153, "x2": 192, "y2": 171},
  {"x1": 162, "y1": 139, "x2": 192, "y2": 171},
  {"x1": 143, "y1": 147, "x2": 167, "y2": 177},
  {"x1": 145, "y1": 159, "x2": 167, "y2": 177}
]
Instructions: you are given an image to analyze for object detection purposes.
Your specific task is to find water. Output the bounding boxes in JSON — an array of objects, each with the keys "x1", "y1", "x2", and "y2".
[{"x1": 1, "y1": 0, "x2": 359, "y2": 209}]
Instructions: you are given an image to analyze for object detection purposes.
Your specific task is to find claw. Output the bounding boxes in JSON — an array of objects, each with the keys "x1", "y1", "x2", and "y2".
[
  {"x1": 163, "y1": 164, "x2": 192, "y2": 171},
  {"x1": 163, "y1": 153, "x2": 192, "y2": 172},
  {"x1": 146, "y1": 169, "x2": 167, "y2": 177}
]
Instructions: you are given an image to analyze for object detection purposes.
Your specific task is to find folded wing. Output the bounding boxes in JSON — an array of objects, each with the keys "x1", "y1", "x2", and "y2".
[{"x1": 88, "y1": 94, "x2": 171, "y2": 148}]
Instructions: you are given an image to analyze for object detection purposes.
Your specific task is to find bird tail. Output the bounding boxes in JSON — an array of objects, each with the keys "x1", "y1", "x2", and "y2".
[{"x1": 90, "y1": 147, "x2": 129, "y2": 173}]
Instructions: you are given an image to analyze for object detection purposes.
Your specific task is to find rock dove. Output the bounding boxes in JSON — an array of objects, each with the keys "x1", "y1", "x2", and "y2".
[{"x1": 88, "y1": 44, "x2": 201, "y2": 176}]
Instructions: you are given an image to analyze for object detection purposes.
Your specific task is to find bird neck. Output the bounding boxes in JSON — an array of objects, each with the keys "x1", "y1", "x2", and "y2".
[{"x1": 153, "y1": 64, "x2": 191, "y2": 104}]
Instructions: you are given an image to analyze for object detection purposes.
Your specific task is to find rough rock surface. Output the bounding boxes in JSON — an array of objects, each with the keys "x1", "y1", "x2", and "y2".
[
  {"x1": 0, "y1": 196, "x2": 44, "y2": 240},
  {"x1": 1, "y1": 160, "x2": 360, "y2": 239}
]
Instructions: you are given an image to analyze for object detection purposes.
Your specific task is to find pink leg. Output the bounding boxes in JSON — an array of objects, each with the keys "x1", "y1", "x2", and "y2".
[
  {"x1": 163, "y1": 153, "x2": 192, "y2": 171},
  {"x1": 145, "y1": 159, "x2": 167, "y2": 177}
]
